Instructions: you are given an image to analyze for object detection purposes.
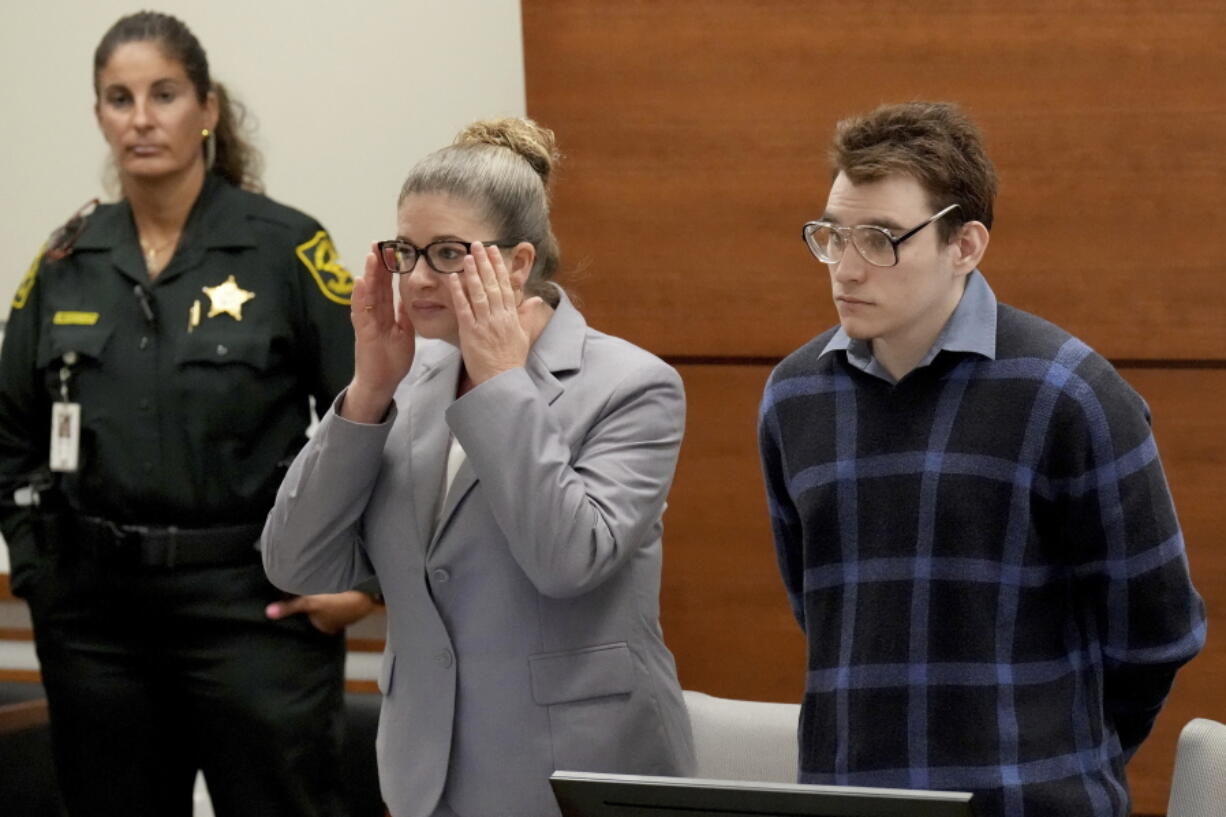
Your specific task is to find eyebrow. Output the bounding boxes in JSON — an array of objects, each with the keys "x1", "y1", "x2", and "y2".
[
  {"x1": 101, "y1": 77, "x2": 185, "y2": 93},
  {"x1": 821, "y1": 212, "x2": 907, "y2": 232},
  {"x1": 395, "y1": 234, "x2": 466, "y2": 243}
]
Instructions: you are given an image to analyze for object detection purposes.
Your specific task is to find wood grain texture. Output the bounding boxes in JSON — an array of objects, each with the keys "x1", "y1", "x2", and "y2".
[
  {"x1": 0, "y1": 669, "x2": 41, "y2": 684},
  {"x1": 1118, "y1": 369, "x2": 1226, "y2": 811},
  {"x1": 0, "y1": 696, "x2": 48, "y2": 734},
  {"x1": 523, "y1": 0, "x2": 1226, "y2": 361},
  {"x1": 663, "y1": 365, "x2": 806, "y2": 701},
  {"x1": 657, "y1": 363, "x2": 1222, "y2": 814},
  {"x1": 523, "y1": 7, "x2": 1224, "y2": 810}
]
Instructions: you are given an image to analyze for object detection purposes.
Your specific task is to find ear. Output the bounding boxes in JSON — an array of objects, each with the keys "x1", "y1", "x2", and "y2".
[
  {"x1": 203, "y1": 88, "x2": 220, "y2": 132},
  {"x1": 507, "y1": 241, "x2": 536, "y2": 291},
  {"x1": 948, "y1": 220, "x2": 990, "y2": 277}
]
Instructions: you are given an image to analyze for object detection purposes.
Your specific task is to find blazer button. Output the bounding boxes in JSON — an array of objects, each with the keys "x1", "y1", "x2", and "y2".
[
  {"x1": 436, "y1": 649, "x2": 454, "y2": 668},
  {"x1": 431, "y1": 568, "x2": 450, "y2": 583}
]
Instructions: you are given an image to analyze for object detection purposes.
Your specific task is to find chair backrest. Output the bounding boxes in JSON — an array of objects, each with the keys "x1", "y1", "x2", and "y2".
[
  {"x1": 1167, "y1": 717, "x2": 1226, "y2": 817},
  {"x1": 682, "y1": 689, "x2": 801, "y2": 783}
]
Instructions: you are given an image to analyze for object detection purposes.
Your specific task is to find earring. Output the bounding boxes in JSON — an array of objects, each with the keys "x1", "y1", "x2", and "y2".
[{"x1": 202, "y1": 128, "x2": 216, "y2": 170}]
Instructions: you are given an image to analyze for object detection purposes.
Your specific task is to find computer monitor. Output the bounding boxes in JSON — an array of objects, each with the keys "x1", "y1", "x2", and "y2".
[{"x1": 550, "y1": 771, "x2": 976, "y2": 817}]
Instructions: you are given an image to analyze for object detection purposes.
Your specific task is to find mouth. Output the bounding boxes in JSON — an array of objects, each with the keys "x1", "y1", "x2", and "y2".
[
  {"x1": 410, "y1": 300, "x2": 446, "y2": 312},
  {"x1": 127, "y1": 144, "x2": 162, "y2": 157},
  {"x1": 836, "y1": 295, "x2": 871, "y2": 306}
]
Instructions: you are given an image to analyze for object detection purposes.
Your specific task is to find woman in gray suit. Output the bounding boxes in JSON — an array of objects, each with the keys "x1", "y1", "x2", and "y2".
[{"x1": 262, "y1": 117, "x2": 695, "y2": 817}]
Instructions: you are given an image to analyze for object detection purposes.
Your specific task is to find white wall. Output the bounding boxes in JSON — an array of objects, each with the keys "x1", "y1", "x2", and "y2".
[
  {"x1": 0, "y1": 0, "x2": 526, "y2": 297},
  {"x1": 0, "y1": 0, "x2": 526, "y2": 572}
]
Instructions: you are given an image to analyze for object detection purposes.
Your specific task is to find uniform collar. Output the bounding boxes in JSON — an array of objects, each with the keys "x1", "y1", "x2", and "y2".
[{"x1": 71, "y1": 173, "x2": 259, "y2": 253}]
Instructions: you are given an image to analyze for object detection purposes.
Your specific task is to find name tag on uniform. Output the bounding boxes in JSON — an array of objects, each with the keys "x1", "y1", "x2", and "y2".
[{"x1": 50, "y1": 401, "x2": 81, "y2": 472}]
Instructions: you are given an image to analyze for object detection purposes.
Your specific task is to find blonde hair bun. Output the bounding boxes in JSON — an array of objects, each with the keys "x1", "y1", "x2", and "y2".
[{"x1": 454, "y1": 117, "x2": 560, "y2": 187}]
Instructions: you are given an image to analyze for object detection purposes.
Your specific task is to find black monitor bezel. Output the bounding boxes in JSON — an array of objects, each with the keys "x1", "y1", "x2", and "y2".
[{"x1": 550, "y1": 771, "x2": 975, "y2": 817}]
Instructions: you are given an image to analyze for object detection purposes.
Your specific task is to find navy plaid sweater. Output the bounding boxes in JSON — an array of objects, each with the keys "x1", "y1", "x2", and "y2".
[{"x1": 758, "y1": 304, "x2": 1205, "y2": 817}]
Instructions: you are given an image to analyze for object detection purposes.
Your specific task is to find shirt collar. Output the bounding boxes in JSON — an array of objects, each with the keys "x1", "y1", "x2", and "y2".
[
  {"x1": 71, "y1": 174, "x2": 258, "y2": 252},
  {"x1": 818, "y1": 269, "x2": 997, "y2": 382}
]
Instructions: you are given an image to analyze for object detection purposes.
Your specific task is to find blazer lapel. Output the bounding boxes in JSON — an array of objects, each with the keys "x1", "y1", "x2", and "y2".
[
  {"x1": 430, "y1": 287, "x2": 588, "y2": 548},
  {"x1": 524, "y1": 286, "x2": 586, "y2": 407},
  {"x1": 406, "y1": 342, "x2": 462, "y2": 549},
  {"x1": 431, "y1": 458, "x2": 475, "y2": 551}
]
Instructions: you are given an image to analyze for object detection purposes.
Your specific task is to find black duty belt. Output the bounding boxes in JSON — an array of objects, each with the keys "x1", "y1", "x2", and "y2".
[{"x1": 74, "y1": 515, "x2": 263, "y2": 569}]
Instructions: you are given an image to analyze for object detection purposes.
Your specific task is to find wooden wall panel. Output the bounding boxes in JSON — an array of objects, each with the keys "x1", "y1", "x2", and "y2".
[
  {"x1": 523, "y1": 0, "x2": 1226, "y2": 360},
  {"x1": 662, "y1": 365, "x2": 805, "y2": 701},
  {"x1": 524, "y1": 7, "x2": 1225, "y2": 810},
  {"x1": 659, "y1": 363, "x2": 1223, "y2": 814},
  {"x1": 1119, "y1": 369, "x2": 1226, "y2": 811}
]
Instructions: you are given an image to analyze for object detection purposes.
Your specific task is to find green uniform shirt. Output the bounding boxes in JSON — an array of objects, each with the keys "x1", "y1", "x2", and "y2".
[{"x1": 0, "y1": 174, "x2": 355, "y2": 591}]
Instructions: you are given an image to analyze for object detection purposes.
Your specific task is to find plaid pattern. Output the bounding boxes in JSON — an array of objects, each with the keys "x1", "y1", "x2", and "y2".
[{"x1": 758, "y1": 304, "x2": 1205, "y2": 817}]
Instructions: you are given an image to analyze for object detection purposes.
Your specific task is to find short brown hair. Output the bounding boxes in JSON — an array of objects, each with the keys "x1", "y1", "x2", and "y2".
[{"x1": 829, "y1": 101, "x2": 997, "y2": 241}]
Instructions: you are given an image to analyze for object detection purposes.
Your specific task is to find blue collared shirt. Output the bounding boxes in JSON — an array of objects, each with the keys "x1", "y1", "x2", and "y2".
[{"x1": 817, "y1": 269, "x2": 998, "y2": 384}]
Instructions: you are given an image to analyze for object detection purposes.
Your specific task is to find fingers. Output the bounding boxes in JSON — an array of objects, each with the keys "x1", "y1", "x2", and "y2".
[
  {"x1": 265, "y1": 595, "x2": 311, "y2": 620},
  {"x1": 459, "y1": 247, "x2": 493, "y2": 321},
  {"x1": 516, "y1": 295, "x2": 550, "y2": 346},
  {"x1": 353, "y1": 243, "x2": 392, "y2": 326},
  {"x1": 349, "y1": 252, "x2": 374, "y2": 318},
  {"x1": 488, "y1": 243, "x2": 517, "y2": 306},
  {"x1": 472, "y1": 241, "x2": 518, "y2": 313},
  {"x1": 446, "y1": 269, "x2": 475, "y2": 328},
  {"x1": 370, "y1": 242, "x2": 397, "y2": 318},
  {"x1": 475, "y1": 242, "x2": 515, "y2": 310},
  {"x1": 448, "y1": 242, "x2": 533, "y2": 386},
  {"x1": 517, "y1": 295, "x2": 545, "y2": 317},
  {"x1": 396, "y1": 292, "x2": 414, "y2": 336}
]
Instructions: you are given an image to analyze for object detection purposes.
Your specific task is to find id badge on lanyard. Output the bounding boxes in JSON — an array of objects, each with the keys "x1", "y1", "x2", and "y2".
[{"x1": 49, "y1": 351, "x2": 80, "y2": 473}]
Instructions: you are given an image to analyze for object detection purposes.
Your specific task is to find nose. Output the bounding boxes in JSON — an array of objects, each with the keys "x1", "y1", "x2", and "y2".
[
  {"x1": 830, "y1": 251, "x2": 868, "y2": 285},
  {"x1": 405, "y1": 252, "x2": 435, "y2": 287},
  {"x1": 131, "y1": 95, "x2": 153, "y2": 130}
]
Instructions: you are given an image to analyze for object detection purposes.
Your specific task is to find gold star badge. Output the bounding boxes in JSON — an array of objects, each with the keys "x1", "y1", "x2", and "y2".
[{"x1": 202, "y1": 275, "x2": 255, "y2": 321}]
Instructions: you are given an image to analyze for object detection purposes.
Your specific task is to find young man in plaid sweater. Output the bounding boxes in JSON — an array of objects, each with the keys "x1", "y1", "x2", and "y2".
[{"x1": 758, "y1": 102, "x2": 1204, "y2": 817}]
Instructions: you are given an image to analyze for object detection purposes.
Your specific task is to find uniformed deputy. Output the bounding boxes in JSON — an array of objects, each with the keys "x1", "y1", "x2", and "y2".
[{"x1": 0, "y1": 12, "x2": 374, "y2": 817}]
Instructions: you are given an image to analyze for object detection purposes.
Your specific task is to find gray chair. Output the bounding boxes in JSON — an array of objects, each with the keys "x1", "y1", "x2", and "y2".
[
  {"x1": 682, "y1": 689, "x2": 801, "y2": 783},
  {"x1": 1167, "y1": 717, "x2": 1226, "y2": 817}
]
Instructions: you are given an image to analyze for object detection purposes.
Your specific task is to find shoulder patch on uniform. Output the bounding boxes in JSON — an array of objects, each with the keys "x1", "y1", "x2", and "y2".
[
  {"x1": 11, "y1": 246, "x2": 45, "y2": 310},
  {"x1": 53, "y1": 311, "x2": 100, "y2": 326},
  {"x1": 295, "y1": 230, "x2": 353, "y2": 305}
]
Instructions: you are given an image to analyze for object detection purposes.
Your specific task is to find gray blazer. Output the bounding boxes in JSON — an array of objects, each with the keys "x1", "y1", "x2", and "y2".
[{"x1": 262, "y1": 291, "x2": 695, "y2": 817}]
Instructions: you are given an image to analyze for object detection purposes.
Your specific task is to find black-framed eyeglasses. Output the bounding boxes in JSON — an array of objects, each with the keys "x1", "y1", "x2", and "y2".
[
  {"x1": 376, "y1": 238, "x2": 520, "y2": 275},
  {"x1": 46, "y1": 198, "x2": 100, "y2": 261},
  {"x1": 801, "y1": 203, "x2": 961, "y2": 268}
]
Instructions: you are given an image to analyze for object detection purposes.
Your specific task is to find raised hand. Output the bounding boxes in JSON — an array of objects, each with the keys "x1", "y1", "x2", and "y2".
[
  {"x1": 343, "y1": 243, "x2": 416, "y2": 423},
  {"x1": 446, "y1": 242, "x2": 548, "y2": 387}
]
